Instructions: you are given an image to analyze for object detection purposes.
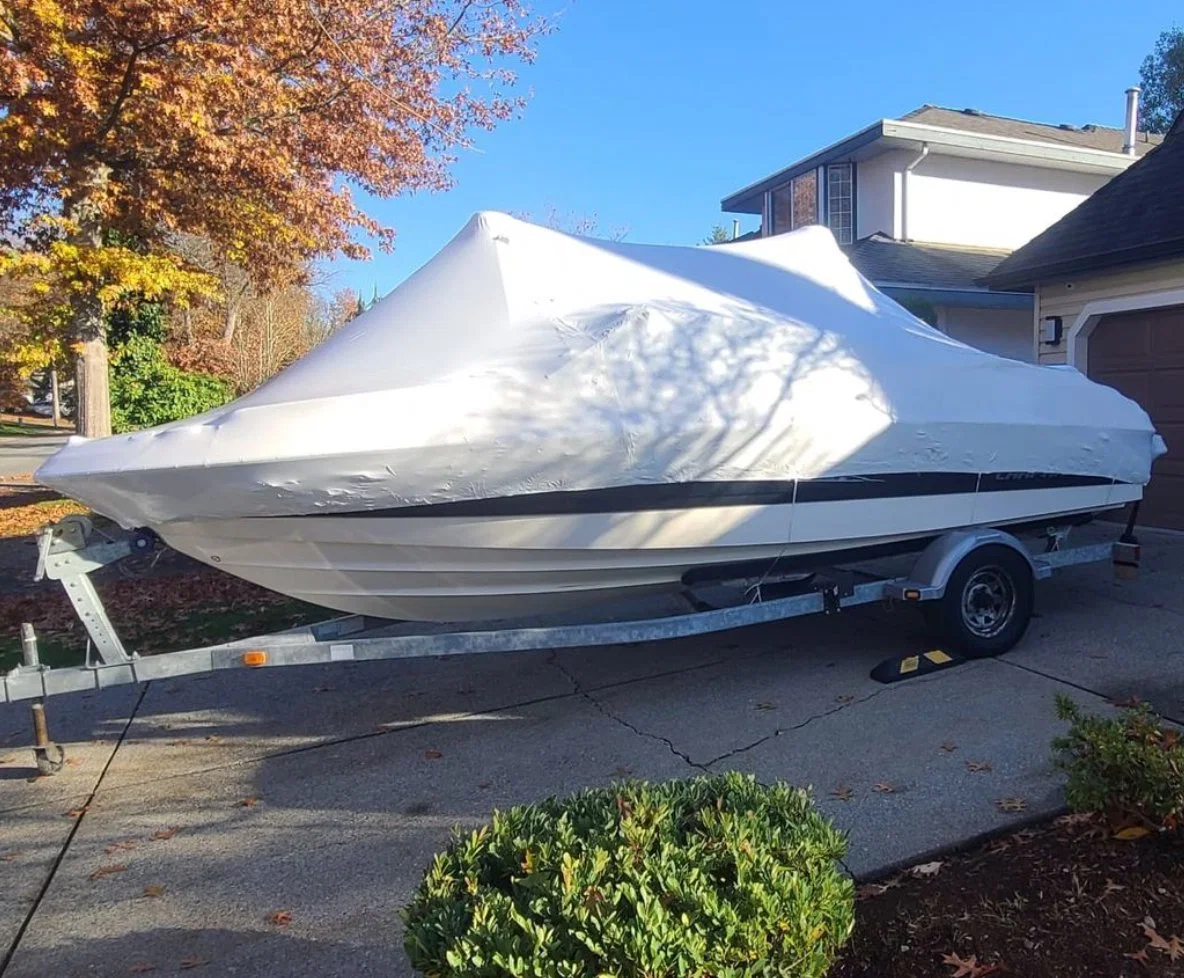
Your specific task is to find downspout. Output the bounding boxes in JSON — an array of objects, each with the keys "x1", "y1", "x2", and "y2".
[{"x1": 901, "y1": 142, "x2": 929, "y2": 242}]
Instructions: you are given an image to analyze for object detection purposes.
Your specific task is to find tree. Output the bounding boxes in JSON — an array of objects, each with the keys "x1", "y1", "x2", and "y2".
[
  {"x1": 702, "y1": 225, "x2": 731, "y2": 245},
  {"x1": 1139, "y1": 27, "x2": 1184, "y2": 133},
  {"x1": 0, "y1": 1, "x2": 546, "y2": 436}
]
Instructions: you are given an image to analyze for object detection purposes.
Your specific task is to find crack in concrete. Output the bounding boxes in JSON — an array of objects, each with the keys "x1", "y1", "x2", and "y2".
[
  {"x1": 547, "y1": 653, "x2": 710, "y2": 772},
  {"x1": 0, "y1": 683, "x2": 149, "y2": 977},
  {"x1": 998, "y1": 656, "x2": 1184, "y2": 728},
  {"x1": 699, "y1": 666, "x2": 969, "y2": 768}
]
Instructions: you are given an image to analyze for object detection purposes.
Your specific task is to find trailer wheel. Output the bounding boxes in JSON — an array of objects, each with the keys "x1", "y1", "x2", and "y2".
[{"x1": 922, "y1": 544, "x2": 1034, "y2": 658}]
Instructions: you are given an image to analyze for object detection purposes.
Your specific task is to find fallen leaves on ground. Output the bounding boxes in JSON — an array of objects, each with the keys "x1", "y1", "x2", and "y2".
[
  {"x1": 941, "y1": 952, "x2": 1001, "y2": 977},
  {"x1": 911, "y1": 861, "x2": 943, "y2": 877},
  {"x1": 754, "y1": 701, "x2": 776, "y2": 711},
  {"x1": 856, "y1": 883, "x2": 890, "y2": 901},
  {"x1": 966, "y1": 760, "x2": 993, "y2": 773},
  {"x1": 0, "y1": 498, "x2": 89, "y2": 539},
  {"x1": 105, "y1": 839, "x2": 137, "y2": 854},
  {"x1": 179, "y1": 958, "x2": 206, "y2": 970},
  {"x1": 89, "y1": 863, "x2": 128, "y2": 881},
  {"x1": 236, "y1": 797, "x2": 260, "y2": 808},
  {"x1": 142, "y1": 884, "x2": 165, "y2": 898},
  {"x1": 1109, "y1": 694, "x2": 1144, "y2": 708},
  {"x1": 1115, "y1": 825, "x2": 1153, "y2": 840},
  {"x1": 423, "y1": 749, "x2": 443, "y2": 759},
  {"x1": 128, "y1": 964, "x2": 156, "y2": 974},
  {"x1": 995, "y1": 797, "x2": 1027, "y2": 813},
  {"x1": 835, "y1": 694, "x2": 856, "y2": 705},
  {"x1": 1102, "y1": 879, "x2": 1126, "y2": 898},
  {"x1": 1054, "y1": 812, "x2": 1095, "y2": 829},
  {"x1": 611, "y1": 767, "x2": 632, "y2": 778},
  {"x1": 1141, "y1": 917, "x2": 1184, "y2": 960},
  {"x1": 939, "y1": 741, "x2": 958, "y2": 752},
  {"x1": 150, "y1": 827, "x2": 179, "y2": 841},
  {"x1": 477, "y1": 780, "x2": 492, "y2": 789},
  {"x1": 873, "y1": 781, "x2": 897, "y2": 794},
  {"x1": 63, "y1": 806, "x2": 88, "y2": 819},
  {"x1": 830, "y1": 784, "x2": 854, "y2": 802},
  {"x1": 0, "y1": 853, "x2": 17, "y2": 862},
  {"x1": 1124, "y1": 948, "x2": 1151, "y2": 965},
  {"x1": 266, "y1": 910, "x2": 292, "y2": 927}
]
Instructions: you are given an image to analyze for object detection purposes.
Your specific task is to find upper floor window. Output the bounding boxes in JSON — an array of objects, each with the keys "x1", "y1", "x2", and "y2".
[
  {"x1": 826, "y1": 163, "x2": 853, "y2": 245},
  {"x1": 771, "y1": 170, "x2": 819, "y2": 234}
]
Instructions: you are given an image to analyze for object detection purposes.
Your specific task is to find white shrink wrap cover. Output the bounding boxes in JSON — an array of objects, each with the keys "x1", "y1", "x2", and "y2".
[{"x1": 38, "y1": 212, "x2": 1162, "y2": 529}]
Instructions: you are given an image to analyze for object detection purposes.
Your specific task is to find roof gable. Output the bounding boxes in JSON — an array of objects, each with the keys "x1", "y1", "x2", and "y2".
[{"x1": 983, "y1": 112, "x2": 1184, "y2": 288}]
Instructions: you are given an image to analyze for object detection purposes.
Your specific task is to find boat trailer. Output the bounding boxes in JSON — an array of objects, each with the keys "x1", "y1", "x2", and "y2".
[{"x1": 3, "y1": 515, "x2": 1138, "y2": 775}]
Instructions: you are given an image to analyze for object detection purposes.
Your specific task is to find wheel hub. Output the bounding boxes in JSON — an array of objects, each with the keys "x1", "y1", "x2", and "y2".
[{"x1": 960, "y1": 566, "x2": 1016, "y2": 639}]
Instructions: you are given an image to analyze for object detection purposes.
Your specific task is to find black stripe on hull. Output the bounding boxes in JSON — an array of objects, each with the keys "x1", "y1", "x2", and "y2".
[{"x1": 320, "y1": 472, "x2": 1122, "y2": 519}]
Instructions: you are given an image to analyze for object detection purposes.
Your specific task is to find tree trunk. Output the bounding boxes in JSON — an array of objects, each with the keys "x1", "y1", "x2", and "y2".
[
  {"x1": 49, "y1": 369, "x2": 61, "y2": 428},
  {"x1": 222, "y1": 304, "x2": 239, "y2": 344},
  {"x1": 67, "y1": 166, "x2": 113, "y2": 439},
  {"x1": 74, "y1": 299, "x2": 111, "y2": 437}
]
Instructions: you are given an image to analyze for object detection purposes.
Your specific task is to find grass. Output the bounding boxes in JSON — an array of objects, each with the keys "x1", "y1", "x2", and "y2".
[
  {"x1": 0, "y1": 599, "x2": 326, "y2": 673},
  {"x1": 0, "y1": 418, "x2": 71, "y2": 437}
]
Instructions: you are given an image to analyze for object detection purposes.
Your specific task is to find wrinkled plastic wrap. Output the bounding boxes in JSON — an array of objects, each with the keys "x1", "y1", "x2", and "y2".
[{"x1": 38, "y1": 212, "x2": 1162, "y2": 527}]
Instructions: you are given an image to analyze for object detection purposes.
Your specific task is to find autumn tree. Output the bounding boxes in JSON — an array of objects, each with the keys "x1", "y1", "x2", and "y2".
[{"x1": 0, "y1": 0, "x2": 546, "y2": 436}]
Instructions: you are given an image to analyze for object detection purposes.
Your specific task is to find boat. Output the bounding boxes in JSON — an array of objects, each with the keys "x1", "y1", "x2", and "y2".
[{"x1": 36, "y1": 213, "x2": 1165, "y2": 622}]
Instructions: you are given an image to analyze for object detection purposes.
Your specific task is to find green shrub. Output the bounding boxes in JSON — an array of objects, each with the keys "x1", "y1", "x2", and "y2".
[
  {"x1": 110, "y1": 335, "x2": 234, "y2": 433},
  {"x1": 402, "y1": 772, "x2": 853, "y2": 978},
  {"x1": 1053, "y1": 694, "x2": 1184, "y2": 831}
]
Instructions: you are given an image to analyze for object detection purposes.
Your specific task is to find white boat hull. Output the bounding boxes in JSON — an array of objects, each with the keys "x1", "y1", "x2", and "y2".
[{"x1": 157, "y1": 480, "x2": 1140, "y2": 621}]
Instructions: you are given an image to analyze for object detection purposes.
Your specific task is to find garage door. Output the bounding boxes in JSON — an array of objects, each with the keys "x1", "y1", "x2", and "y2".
[{"x1": 1089, "y1": 305, "x2": 1184, "y2": 529}]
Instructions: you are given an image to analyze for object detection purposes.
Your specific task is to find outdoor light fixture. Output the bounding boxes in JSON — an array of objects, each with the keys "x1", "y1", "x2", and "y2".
[{"x1": 1039, "y1": 316, "x2": 1063, "y2": 345}]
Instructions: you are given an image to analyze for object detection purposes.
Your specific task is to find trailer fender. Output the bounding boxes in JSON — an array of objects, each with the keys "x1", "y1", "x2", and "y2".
[{"x1": 887, "y1": 528, "x2": 1044, "y2": 602}]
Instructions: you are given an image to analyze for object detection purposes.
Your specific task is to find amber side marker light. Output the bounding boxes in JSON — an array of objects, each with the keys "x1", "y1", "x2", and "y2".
[{"x1": 241, "y1": 650, "x2": 268, "y2": 668}]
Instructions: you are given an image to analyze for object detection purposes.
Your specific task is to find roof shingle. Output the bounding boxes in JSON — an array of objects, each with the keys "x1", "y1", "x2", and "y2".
[
  {"x1": 901, "y1": 105, "x2": 1162, "y2": 156},
  {"x1": 844, "y1": 234, "x2": 1016, "y2": 290},
  {"x1": 983, "y1": 112, "x2": 1184, "y2": 288}
]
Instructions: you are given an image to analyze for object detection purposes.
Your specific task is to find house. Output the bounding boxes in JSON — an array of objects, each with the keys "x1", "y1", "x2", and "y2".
[
  {"x1": 721, "y1": 95, "x2": 1162, "y2": 361},
  {"x1": 984, "y1": 109, "x2": 1184, "y2": 529}
]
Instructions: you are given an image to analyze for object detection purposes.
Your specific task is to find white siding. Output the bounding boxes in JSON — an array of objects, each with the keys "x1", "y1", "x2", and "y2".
[
  {"x1": 905, "y1": 155, "x2": 1107, "y2": 250},
  {"x1": 855, "y1": 151, "x2": 901, "y2": 239},
  {"x1": 1035, "y1": 260, "x2": 1184, "y2": 364},
  {"x1": 936, "y1": 306, "x2": 1034, "y2": 361}
]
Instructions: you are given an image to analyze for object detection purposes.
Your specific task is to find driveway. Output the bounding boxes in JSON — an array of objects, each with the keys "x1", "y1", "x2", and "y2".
[
  {"x1": 0, "y1": 435, "x2": 68, "y2": 479},
  {"x1": 1, "y1": 525, "x2": 1181, "y2": 977}
]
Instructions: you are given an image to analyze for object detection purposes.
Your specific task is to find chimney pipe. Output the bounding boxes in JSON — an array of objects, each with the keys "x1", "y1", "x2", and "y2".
[
  {"x1": 1123, "y1": 86, "x2": 1140, "y2": 156},
  {"x1": 731, "y1": 219, "x2": 740, "y2": 241}
]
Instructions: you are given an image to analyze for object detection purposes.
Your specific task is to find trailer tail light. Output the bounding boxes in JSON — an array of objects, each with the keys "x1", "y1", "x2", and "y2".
[{"x1": 241, "y1": 650, "x2": 268, "y2": 667}]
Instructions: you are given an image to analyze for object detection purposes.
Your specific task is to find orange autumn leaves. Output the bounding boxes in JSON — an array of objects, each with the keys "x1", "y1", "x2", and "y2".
[{"x1": 0, "y1": 0, "x2": 548, "y2": 281}]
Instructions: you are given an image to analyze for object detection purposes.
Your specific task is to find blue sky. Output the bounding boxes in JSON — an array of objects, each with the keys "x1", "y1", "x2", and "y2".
[{"x1": 321, "y1": 0, "x2": 1181, "y2": 299}]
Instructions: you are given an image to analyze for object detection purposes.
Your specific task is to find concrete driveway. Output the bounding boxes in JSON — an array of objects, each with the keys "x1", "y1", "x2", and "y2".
[
  {"x1": 1, "y1": 525, "x2": 1182, "y2": 977},
  {"x1": 0, "y1": 434, "x2": 68, "y2": 479}
]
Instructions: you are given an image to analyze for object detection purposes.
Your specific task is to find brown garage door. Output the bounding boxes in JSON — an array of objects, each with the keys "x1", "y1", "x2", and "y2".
[{"x1": 1089, "y1": 305, "x2": 1184, "y2": 529}]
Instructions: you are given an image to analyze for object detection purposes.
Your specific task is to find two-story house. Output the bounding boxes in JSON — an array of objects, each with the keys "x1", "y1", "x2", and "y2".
[{"x1": 721, "y1": 95, "x2": 1162, "y2": 361}]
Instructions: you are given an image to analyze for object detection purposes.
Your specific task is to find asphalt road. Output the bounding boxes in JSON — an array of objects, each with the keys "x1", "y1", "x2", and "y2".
[
  {"x1": 0, "y1": 434, "x2": 68, "y2": 479},
  {"x1": 1, "y1": 523, "x2": 1181, "y2": 976}
]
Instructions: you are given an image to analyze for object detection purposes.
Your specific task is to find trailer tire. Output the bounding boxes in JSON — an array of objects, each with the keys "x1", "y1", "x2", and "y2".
[{"x1": 922, "y1": 544, "x2": 1034, "y2": 658}]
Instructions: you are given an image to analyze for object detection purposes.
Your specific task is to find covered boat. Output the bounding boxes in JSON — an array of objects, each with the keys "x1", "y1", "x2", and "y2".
[{"x1": 36, "y1": 213, "x2": 1164, "y2": 620}]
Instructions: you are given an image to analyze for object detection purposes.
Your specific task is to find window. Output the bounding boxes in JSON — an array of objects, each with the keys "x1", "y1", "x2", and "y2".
[
  {"x1": 826, "y1": 163, "x2": 854, "y2": 244},
  {"x1": 771, "y1": 170, "x2": 820, "y2": 235}
]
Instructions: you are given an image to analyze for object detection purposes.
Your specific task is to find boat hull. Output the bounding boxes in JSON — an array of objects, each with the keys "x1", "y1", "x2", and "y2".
[{"x1": 156, "y1": 480, "x2": 1140, "y2": 621}]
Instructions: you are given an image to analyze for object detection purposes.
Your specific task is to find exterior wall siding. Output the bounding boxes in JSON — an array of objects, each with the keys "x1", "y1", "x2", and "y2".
[
  {"x1": 855, "y1": 151, "x2": 901, "y2": 239},
  {"x1": 1035, "y1": 260, "x2": 1184, "y2": 365},
  {"x1": 905, "y1": 156, "x2": 1108, "y2": 250},
  {"x1": 935, "y1": 305, "x2": 1034, "y2": 361}
]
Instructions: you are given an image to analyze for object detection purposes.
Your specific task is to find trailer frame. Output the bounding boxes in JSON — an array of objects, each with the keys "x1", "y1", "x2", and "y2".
[{"x1": 1, "y1": 515, "x2": 1133, "y2": 771}]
